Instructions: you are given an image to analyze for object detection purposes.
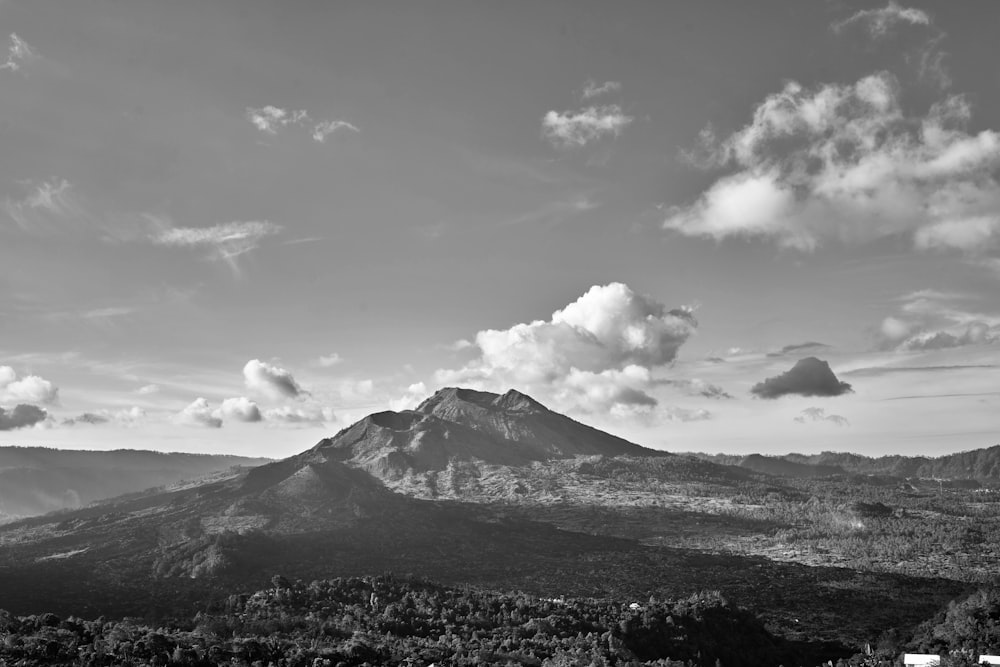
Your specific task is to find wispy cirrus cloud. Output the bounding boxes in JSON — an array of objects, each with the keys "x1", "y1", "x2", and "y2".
[
  {"x1": 3, "y1": 180, "x2": 86, "y2": 231},
  {"x1": 312, "y1": 119, "x2": 359, "y2": 143},
  {"x1": 832, "y1": 2, "x2": 930, "y2": 38},
  {"x1": 581, "y1": 79, "x2": 622, "y2": 99},
  {"x1": 0, "y1": 33, "x2": 37, "y2": 72},
  {"x1": 149, "y1": 218, "x2": 283, "y2": 274},
  {"x1": 543, "y1": 105, "x2": 632, "y2": 148},
  {"x1": 246, "y1": 105, "x2": 359, "y2": 144}
]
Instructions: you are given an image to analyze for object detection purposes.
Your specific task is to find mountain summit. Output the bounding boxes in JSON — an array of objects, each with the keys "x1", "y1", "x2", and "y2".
[{"x1": 313, "y1": 387, "x2": 661, "y2": 479}]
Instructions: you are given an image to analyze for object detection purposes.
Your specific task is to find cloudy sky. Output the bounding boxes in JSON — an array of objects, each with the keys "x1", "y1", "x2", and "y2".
[{"x1": 2, "y1": 0, "x2": 999, "y2": 458}]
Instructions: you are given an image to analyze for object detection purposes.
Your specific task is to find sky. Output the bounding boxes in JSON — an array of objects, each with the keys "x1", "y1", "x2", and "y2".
[{"x1": 1, "y1": 0, "x2": 999, "y2": 459}]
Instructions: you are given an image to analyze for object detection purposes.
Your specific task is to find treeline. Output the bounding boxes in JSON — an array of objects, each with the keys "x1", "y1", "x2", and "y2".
[{"x1": 0, "y1": 575, "x2": 841, "y2": 666}]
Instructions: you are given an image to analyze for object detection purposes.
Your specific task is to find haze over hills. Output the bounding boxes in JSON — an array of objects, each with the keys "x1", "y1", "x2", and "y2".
[
  {"x1": 0, "y1": 447, "x2": 270, "y2": 523},
  {"x1": 695, "y1": 446, "x2": 1000, "y2": 482}
]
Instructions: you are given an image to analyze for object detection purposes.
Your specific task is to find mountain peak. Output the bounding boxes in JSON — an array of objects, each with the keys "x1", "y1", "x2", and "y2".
[{"x1": 492, "y1": 389, "x2": 547, "y2": 413}]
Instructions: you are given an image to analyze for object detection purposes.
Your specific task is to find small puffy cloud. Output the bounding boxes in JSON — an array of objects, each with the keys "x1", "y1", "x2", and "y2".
[
  {"x1": 794, "y1": 407, "x2": 850, "y2": 426},
  {"x1": 543, "y1": 105, "x2": 632, "y2": 148},
  {"x1": 0, "y1": 404, "x2": 47, "y2": 430},
  {"x1": 316, "y1": 353, "x2": 343, "y2": 368},
  {"x1": 436, "y1": 282, "x2": 696, "y2": 415},
  {"x1": 582, "y1": 80, "x2": 622, "y2": 100},
  {"x1": 0, "y1": 33, "x2": 37, "y2": 72},
  {"x1": 750, "y1": 357, "x2": 853, "y2": 399},
  {"x1": 219, "y1": 397, "x2": 262, "y2": 423},
  {"x1": 246, "y1": 106, "x2": 308, "y2": 134},
  {"x1": 174, "y1": 398, "x2": 222, "y2": 428},
  {"x1": 246, "y1": 105, "x2": 359, "y2": 144},
  {"x1": 136, "y1": 384, "x2": 160, "y2": 395},
  {"x1": 0, "y1": 366, "x2": 59, "y2": 405},
  {"x1": 151, "y1": 219, "x2": 283, "y2": 270},
  {"x1": 243, "y1": 359, "x2": 305, "y2": 400},
  {"x1": 832, "y1": 2, "x2": 931, "y2": 38},
  {"x1": 312, "y1": 120, "x2": 359, "y2": 143},
  {"x1": 665, "y1": 73, "x2": 1000, "y2": 252}
]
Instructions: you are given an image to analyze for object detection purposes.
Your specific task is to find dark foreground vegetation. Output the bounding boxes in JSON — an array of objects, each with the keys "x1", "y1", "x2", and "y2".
[
  {"x1": 3, "y1": 575, "x2": 1000, "y2": 667},
  {"x1": 0, "y1": 575, "x2": 848, "y2": 666}
]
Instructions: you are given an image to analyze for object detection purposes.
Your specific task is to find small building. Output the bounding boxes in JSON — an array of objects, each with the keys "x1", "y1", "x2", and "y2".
[{"x1": 903, "y1": 654, "x2": 940, "y2": 667}]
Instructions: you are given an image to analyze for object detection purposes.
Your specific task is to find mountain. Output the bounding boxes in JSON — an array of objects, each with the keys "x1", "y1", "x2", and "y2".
[
  {"x1": 313, "y1": 387, "x2": 666, "y2": 493},
  {"x1": 0, "y1": 447, "x2": 270, "y2": 522}
]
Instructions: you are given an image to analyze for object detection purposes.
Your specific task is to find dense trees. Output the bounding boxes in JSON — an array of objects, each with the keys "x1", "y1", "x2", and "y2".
[{"x1": 0, "y1": 575, "x2": 824, "y2": 666}]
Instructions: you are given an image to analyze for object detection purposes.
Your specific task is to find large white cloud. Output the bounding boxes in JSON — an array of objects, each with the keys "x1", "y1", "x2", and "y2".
[
  {"x1": 0, "y1": 33, "x2": 36, "y2": 72},
  {"x1": 0, "y1": 366, "x2": 59, "y2": 405},
  {"x1": 666, "y1": 73, "x2": 1000, "y2": 252},
  {"x1": 243, "y1": 359, "x2": 305, "y2": 400},
  {"x1": 436, "y1": 283, "x2": 696, "y2": 415}
]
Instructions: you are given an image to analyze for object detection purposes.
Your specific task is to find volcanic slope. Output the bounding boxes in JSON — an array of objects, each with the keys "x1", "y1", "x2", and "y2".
[{"x1": 310, "y1": 387, "x2": 682, "y2": 498}]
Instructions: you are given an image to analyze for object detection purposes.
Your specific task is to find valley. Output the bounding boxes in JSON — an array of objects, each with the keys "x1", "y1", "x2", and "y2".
[{"x1": 0, "y1": 387, "x2": 997, "y2": 664}]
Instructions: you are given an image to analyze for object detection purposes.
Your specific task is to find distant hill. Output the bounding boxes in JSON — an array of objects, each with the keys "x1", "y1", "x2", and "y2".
[
  {"x1": 0, "y1": 447, "x2": 269, "y2": 522},
  {"x1": 693, "y1": 445, "x2": 1000, "y2": 482}
]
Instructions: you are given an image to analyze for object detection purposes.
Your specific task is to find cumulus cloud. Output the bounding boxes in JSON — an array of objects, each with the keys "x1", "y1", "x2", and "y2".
[
  {"x1": 174, "y1": 398, "x2": 222, "y2": 428},
  {"x1": 0, "y1": 404, "x2": 47, "y2": 430},
  {"x1": 665, "y1": 73, "x2": 1000, "y2": 252},
  {"x1": 0, "y1": 33, "x2": 36, "y2": 72},
  {"x1": 582, "y1": 80, "x2": 622, "y2": 99},
  {"x1": 312, "y1": 120, "x2": 360, "y2": 143},
  {"x1": 794, "y1": 407, "x2": 850, "y2": 426},
  {"x1": 219, "y1": 397, "x2": 262, "y2": 423},
  {"x1": 388, "y1": 382, "x2": 428, "y2": 412},
  {"x1": 750, "y1": 357, "x2": 853, "y2": 399},
  {"x1": 436, "y1": 282, "x2": 696, "y2": 415},
  {"x1": 832, "y1": 2, "x2": 931, "y2": 38},
  {"x1": 243, "y1": 359, "x2": 305, "y2": 400},
  {"x1": 0, "y1": 366, "x2": 59, "y2": 405},
  {"x1": 877, "y1": 290, "x2": 1000, "y2": 351},
  {"x1": 543, "y1": 105, "x2": 632, "y2": 148}
]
